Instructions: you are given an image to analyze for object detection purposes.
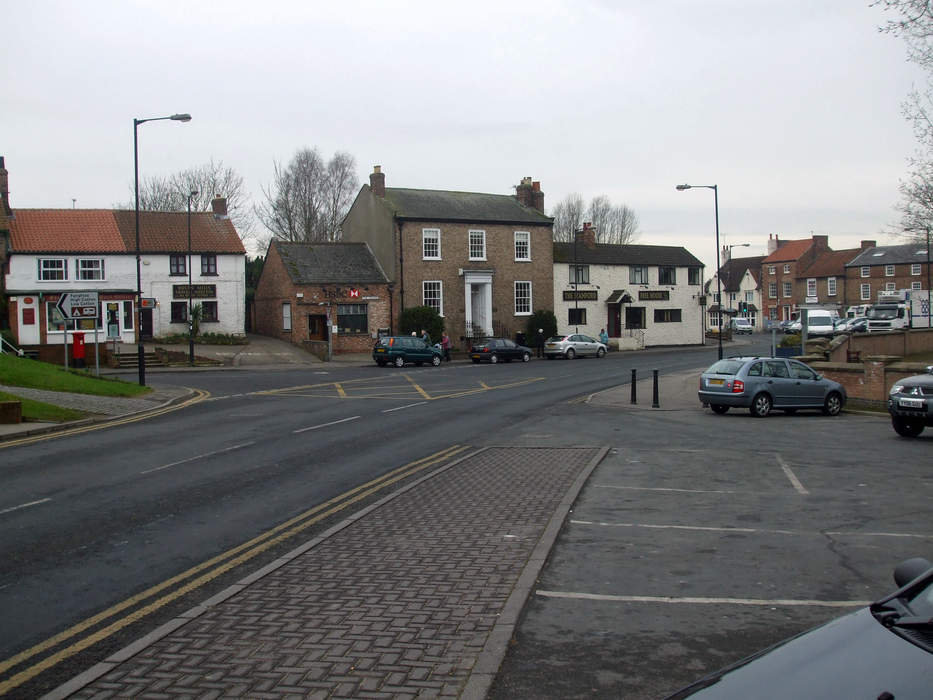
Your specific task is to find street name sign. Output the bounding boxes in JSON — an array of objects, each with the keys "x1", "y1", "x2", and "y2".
[{"x1": 56, "y1": 291, "x2": 99, "y2": 320}]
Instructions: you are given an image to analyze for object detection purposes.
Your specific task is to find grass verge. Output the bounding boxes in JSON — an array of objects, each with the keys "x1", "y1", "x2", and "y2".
[
  {"x1": 0, "y1": 390, "x2": 87, "y2": 422},
  {"x1": 0, "y1": 354, "x2": 150, "y2": 397}
]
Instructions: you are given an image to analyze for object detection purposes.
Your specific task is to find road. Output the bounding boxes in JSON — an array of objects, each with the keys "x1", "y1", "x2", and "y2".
[{"x1": 0, "y1": 343, "x2": 725, "y2": 695}]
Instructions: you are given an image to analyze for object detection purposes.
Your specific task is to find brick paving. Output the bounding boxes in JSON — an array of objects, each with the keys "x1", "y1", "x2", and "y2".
[
  {"x1": 56, "y1": 446, "x2": 605, "y2": 699},
  {"x1": 0, "y1": 383, "x2": 188, "y2": 417}
]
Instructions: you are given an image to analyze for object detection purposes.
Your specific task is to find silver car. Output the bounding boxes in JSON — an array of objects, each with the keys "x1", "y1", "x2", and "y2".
[
  {"x1": 544, "y1": 334, "x2": 607, "y2": 360},
  {"x1": 698, "y1": 356, "x2": 846, "y2": 417}
]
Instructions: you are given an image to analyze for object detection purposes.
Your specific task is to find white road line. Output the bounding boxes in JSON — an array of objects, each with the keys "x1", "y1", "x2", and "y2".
[
  {"x1": 776, "y1": 454, "x2": 809, "y2": 495},
  {"x1": 293, "y1": 415, "x2": 360, "y2": 433},
  {"x1": 0, "y1": 498, "x2": 52, "y2": 515},
  {"x1": 382, "y1": 402, "x2": 428, "y2": 413},
  {"x1": 536, "y1": 590, "x2": 870, "y2": 607},
  {"x1": 140, "y1": 442, "x2": 256, "y2": 474},
  {"x1": 570, "y1": 520, "x2": 933, "y2": 541},
  {"x1": 594, "y1": 484, "x2": 737, "y2": 495}
]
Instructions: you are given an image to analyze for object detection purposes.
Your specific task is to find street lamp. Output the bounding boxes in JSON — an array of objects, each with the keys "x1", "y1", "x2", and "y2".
[
  {"x1": 187, "y1": 189, "x2": 198, "y2": 365},
  {"x1": 726, "y1": 242, "x2": 751, "y2": 317},
  {"x1": 134, "y1": 113, "x2": 191, "y2": 386},
  {"x1": 677, "y1": 183, "x2": 723, "y2": 358}
]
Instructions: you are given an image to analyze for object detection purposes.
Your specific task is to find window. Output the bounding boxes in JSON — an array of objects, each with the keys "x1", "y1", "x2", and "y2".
[
  {"x1": 423, "y1": 281, "x2": 443, "y2": 315},
  {"x1": 123, "y1": 301, "x2": 134, "y2": 330},
  {"x1": 912, "y1": 281, "x2": 923, "y2": 290},
  {"x1": 745, "y1": 290, "x2": 754, "y2": 302},
  {"x1": 570, "y1": 265, "x2": 590, "y2": 284},
  {"x1": 514, "y1": 281, "x2": 532, "y2": 315},
  {"x1": 790, "y1": 361, "x2": 817, "y2": 380},
  {"x1": 688, "y1": 267, "x2": 701, "y2": 285},
  {"x1": 337, "y1": 303, "x2": 368, "y2": 334},
  {"x1": 171, "y1": 302, "x2": 188, "y2": 323},
  {"x1": 782, "y1": 281, "x2": 792, "y2": 297},
  {"x1": 469, "y1": 230, "x2": 486, "y2": 260},
  {"x1": 768, "y1": 282, "x2": 777, "y2": 299},
  {"x1": 912, "y1": 263, "x2": 922, "y2": 275},
  {"x1": 807, "y1": 278, "x2": 817, "y2": 297},
  {"x1": 46, "y1": 301, "x2": 71, "y2": 332},
  {"x1": 658, "y1": 266, "x2": 676, "y2": 284},
  {"x1": 885, "y1": 282, "x2": 896, "y2": 291},
  {"x1": 653, "y1": 308, "x2": 682, "y2": 323},
  {"x1": 885, "y1": 264, "x2": 895, "y2": 277},
  {"x1": 783, "y1": 264, "x2": 791, "y2": 274},
  {"x1": 39, "y1": 258, "x2": 67, "y2": 281},
  {"x1": 201, "y1": 254, "x2": 217, "y2": 275},
  {"x1": 827, "y1": 277, "x2": 837, "y2": 296},
  {"x1": 170, "y1": 255, "x2": 186, "y2": 276},
  {"x1": 423, "y1": 229, "x2": 440, "y2": 260},
  {"x1": 630, "y1": 265, "x2": 649, "y2": 284},
  {"x1": 860, "y1": 283, "x2": 871, "y2": 300},
  {"x1": 514, "y1": 231, "x2": 530, "y2": 261},
  {"x1": 861, "y1": 266, "x2": 871, "y2": 278},
  {"x1": 201, "y1": 301, "x2": 218, "y2": 322},
  {"x1": 768, "y1": 265, "x2": 776, "y2": 275},
  {"x1": 77, "y1": 258, "x2": 104, "y2": 281},
  {"x1": 568, "y1": 307, "x2": 586, "y2": 325},
  {"x1": 282, "y1": 302, "x2": 292, "y2": 331}
]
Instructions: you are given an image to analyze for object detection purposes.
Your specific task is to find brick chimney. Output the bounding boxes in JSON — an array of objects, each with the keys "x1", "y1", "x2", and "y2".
[
  {"x1": 861, "y1": 239, "x2": 876, "y2": 250},
  {"x1": 531, "y1": 180, "x2": 544, "y2": 212},
  {"x1": 812, "y1": 234, "x2": 829, "y2": 251},
  {"x1": 211, "y1": 194, "x2": 228, "y2": 219},
  {"x1": 0, "y1": 156, "x2": 11, "y2": 217},
  {"x1": 767, "y1": 233, "x2": 781, "y2": 255},
  {"x1": 370, "y1": 165, "x2": 385, "y2": 197},
  {"x1": 575, "y1": 222, "x2": 597, "y2": 249}
]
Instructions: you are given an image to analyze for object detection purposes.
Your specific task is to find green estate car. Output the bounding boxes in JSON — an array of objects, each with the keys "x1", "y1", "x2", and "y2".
[{"x1": 373, "y1": 336, "x2": 442, "y2": 368}]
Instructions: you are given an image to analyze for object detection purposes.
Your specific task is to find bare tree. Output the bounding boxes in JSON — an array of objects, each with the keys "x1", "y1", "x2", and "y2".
[
  {"x1": 550, "y1": 193, "x2": 585, "y2": 242},
  {"x1": 256, "y1": 147, "x2": 359, "y2": 243},
  {"x1": 550, "y1": 193, "x2": 639, "y2": 244}
]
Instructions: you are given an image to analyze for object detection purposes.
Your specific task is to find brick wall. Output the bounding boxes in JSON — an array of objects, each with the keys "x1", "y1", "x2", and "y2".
[{"x1": 815, "y1": 360, "x2": 931, "y2": 409}]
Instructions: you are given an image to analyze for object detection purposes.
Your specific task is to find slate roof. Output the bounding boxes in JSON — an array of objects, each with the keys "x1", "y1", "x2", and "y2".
[
  {"x1": 761, "y1": 239, "x2": 813, "y2": 263},
  {"x1": 382, "y1": 187, "x2": 553, "y2": 225},
  {"x1": 800, "y1": 248, "x2": 863, "y2": 277},
  {"x1": 718, "y1": 255, "x2": 765, "y2": 292},
  {"x1": 9, "y1": 209, "x2": 245, "y2": 254},
  {"x1": 846, "y1": 243, "x2": 932, "y2": 267},
  {"x1": 553, "y1": 242, "x2": 704, "y2": 267},
  {"x1": 272, "y1": 241, "x2": 389, "y2": 284}
]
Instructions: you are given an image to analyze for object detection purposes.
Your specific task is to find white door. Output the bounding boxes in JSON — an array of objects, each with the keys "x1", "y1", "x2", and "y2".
[
  {"x1": 17, "y1": 297, "x2": 41, "y2": 345},
  {"x1": 464, "y1": 272, "x2": 493, "y2": 336}
]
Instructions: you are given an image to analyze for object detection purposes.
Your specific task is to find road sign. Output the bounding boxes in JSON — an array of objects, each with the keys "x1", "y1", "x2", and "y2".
[
  {"x1": 55, "y1": 291, "x2": 99, "y2": 320},
  {"x1": 140, "y1": 298, "x2": 157, "y2": 309}
]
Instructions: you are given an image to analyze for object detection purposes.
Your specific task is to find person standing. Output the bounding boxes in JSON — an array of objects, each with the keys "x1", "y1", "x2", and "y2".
[
  {"x1": 536, "y1": 328, "x2": 545, "y2": 358},
  {"x1": 421, "y1": 329, "x2": 431, "y2": 345},
  {"x1": 599, "y1": 328, "x2": 609, "y2": 346},
  {"x1": 441, "y1": 331, "x2": 451, "y2": 362}
]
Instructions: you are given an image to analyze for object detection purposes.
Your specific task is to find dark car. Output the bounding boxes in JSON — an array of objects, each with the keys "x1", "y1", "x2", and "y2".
[
  {"x1": 888, "y1": 366, "x2": 933, "y2": 437},
  {"x1": 698, "y1": 356, "x2": 846, "y2": 417},
  {"x1": 372, "y1": 336, "x2": 442, "y2": 368},
  {"x1": 469, "y1": 337, "x2": 532, "y2": 364},
  {"x1": 665, "y1": 557, "x2": 933, "y2": 699}
]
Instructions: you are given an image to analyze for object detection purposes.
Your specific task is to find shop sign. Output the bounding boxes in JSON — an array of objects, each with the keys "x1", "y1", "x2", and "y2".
[
  {"x1": 173, "y1": 284, "x2": 217, "y2": 299},
  {"x1": 638, "y1": 290, "x2": 670, "y2": 301},
  {"x1": 563, "y1": 290, "x2": 598, "y2": 301}
]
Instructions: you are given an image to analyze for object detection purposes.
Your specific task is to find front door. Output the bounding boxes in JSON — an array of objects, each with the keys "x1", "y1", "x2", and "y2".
[
  {"x1": 607, "y1": 305, "x2": 621, "y2": 337},
  {"x1": 308, "y1": 314, "x2": 327, "y2": 341},
  {"x1": 141, "y1": 309, "x2": 154, "y2": 340}
]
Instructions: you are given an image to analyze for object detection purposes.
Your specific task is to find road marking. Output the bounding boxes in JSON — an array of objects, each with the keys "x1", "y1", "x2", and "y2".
[
  {"x1": 293, "y1": 415, "x2": 360, "y2": 433},
  {"x1": 140, "y1": 442, "x2": 256, "y2": 474},
  {"x1": 335, "y1": 383, "x2": 347, "y2": 398},
  {"x1": 570, "y1": 520, "x2": 933, "y2": 541},
  {"x1": 594, "y1": 484, "x2": 738, "y2": 495},
  {"x1": 776, "y1": 453, "x2": 809, "y2": 494},
  {"x1": 536, "y1": 590, "x2": 869, "y2": 607},
  {"x1": 0, "y1": 498, "x2": 52, "y2": 515},
  {"x1": 382, "y1": 402, "x2": 428, "y2": 413},
  {"x1": 403, "y1": 374, "x2": 432, "y2": 399}
]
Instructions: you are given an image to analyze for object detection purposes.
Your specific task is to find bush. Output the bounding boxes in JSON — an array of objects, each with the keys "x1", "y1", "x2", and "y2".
[
  {"x1": 525, "y1": 310, "x2": 558, "y2": 342},
  {"x1": 779, "y1": 333, "x2": 802, "y2": 347},
  {"x1": 398, "y1": 306, "x2": 444, "y2": 344}
]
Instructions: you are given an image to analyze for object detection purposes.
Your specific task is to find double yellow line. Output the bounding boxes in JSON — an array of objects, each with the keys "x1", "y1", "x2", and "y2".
[{"x1": 0, "y1": 443, "x2": 471, "y2": 695}]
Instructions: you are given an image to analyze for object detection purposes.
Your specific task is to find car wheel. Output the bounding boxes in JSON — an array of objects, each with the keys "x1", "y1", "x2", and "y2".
[
  {"x1": 490, "y1": 354, "x2": 499, "y2": 364},
  {"x1": 749, "y1": 393, "x2": 772, "y2": 417},
  {"x1": 596, "y1": 347, "x2": 606, "y2": 358},
  {"x1": 892, "y1": 416, "x2": 925, "y2": 438},
  {"x1": 431, "y1": 355, "x2": 441, "y2": 367},
  {"x1": 394, "y1": 356, "x2": 405, "y2": 368},
  {"x1": 710, "y1": 404, "x2": 729, "y2": 414},
  {"x1": 566, "y1": 348, "x2": 576, "y2": 360},
  {"x1": 822, "y1": 392, "x2": 843, "y2": 416},
  {"x1": 522, "y1": 352, "x2": 531, "y2": 362}
]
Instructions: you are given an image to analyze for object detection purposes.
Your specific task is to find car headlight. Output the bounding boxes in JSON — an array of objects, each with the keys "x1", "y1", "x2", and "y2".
[{"x1": 890, "y1": 384, "x2": 905, "y2": 395}]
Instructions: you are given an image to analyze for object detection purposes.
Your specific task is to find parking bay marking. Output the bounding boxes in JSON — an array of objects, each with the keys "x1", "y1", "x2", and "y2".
[
  {"x1": 570, "y1": 520, "x2": 933, "y2": 541},
  {"x1": 0, "y1": 498, "x2": 52, "y2": 515},
  {"x1": 536, "y1": 590, "x2": 870, "y2": 608}
]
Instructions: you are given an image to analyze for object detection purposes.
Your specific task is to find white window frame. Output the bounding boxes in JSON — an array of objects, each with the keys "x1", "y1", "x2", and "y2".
[
  {"x1": 77, "y1": 258, "x2": 105, "y2": 281},
  {"x1": 38, "y1": 258, "x2": 67, "y2": 281},
  {"x1": 806, "y1": 278, "x2": 817, "y2": 297},
  {"x1": 514, "y1": 281, "x2": 532, "y2": 315},
  {"x1": 514, "y1": 231, "x2": 530, "y2": 261},
  {"x1": 282, "y1": 302, "x2": 292, "y2": 331},
  {"x1": 911, "y1": 263, "x2": 922, "y2": 276},
  {"x1": 469, "y1": 230, "x2": 486, "y2": 261},
  {"x1": 912, "y1": 281, "x2": 923, "y2": 290},
  {"x1": 885, "y1": 282, "x2": 896, "y2": 291},
  {"x1": 860, "y1": 266, "x2": 871, "y2": 278},
  {"x1": 885, "y1": 264, "x2": 895, "y2": 277},
  {"x1": 782, "y1": 281, "x2": 792, "y2": 298},
  {"x1": 860, "y1": 283, "x2": 871, "y2": 300},
  {"x1": 768, "y1": 282, "x2": 777, "y2": 299},
  {"x1": 783, "y1": 264, "x2": 791, "y2": 274},
  {"x1": 768, "y1": 265, "x2": 775, "y2": 275},
  {"x1": 422, "y1": 228, "x2": 441, "y2": 260},
  {"x1": 827, "y1": 277, "x2": 837, "y2": 296},
  {"x1": 423, "y1": 280, "x2": 443, "y2": 316}
]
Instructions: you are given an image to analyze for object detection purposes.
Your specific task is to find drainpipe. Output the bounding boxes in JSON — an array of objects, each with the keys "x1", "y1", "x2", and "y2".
[{"x1": 397, "y1": 221, "x2": 405, "y2": 313}]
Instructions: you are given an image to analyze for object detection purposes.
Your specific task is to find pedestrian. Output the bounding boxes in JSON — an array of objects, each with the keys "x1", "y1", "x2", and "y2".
[
  {"x1": 421, "y1": 328, "x2": 431, "y2": 345},
  {"x1": 599, "y1": 328, "x2": 609, "y2": 346},
  {"x1": 441, "y1": 331, "x2": 451, "y2": 362},
  {"x1": 536, "y1": 328, "x2": 545, "y2": 358}
]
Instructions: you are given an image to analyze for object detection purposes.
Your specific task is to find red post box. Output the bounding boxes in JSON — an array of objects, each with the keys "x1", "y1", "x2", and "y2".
[{"x1": 72, "y1": 332, "x2": 86, "y2": 367}]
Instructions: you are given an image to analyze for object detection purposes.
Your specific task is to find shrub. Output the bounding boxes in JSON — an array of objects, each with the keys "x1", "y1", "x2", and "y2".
[
  {"x1": 779, "y1": 333, "x2": 802, "y2": 347},
  {"x1": 525, "y1": 310, "x2": 558, "y2": 343},
  {"x1": 398, "y1": 306, "x2": 444, "y2": 344}
]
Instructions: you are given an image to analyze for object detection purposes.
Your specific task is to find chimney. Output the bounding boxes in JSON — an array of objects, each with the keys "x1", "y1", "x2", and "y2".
[
  {"x1": 860, "y1": 239, "x2": 876, "y2": 250},
  {"x1": 0, "y1": 156, "x2": 11, "y2": 217},
  {"x1": 767, "y1": 233, "x2": 781, "y2": 255},
  {"x1": 370, "y1": 165, "x2": 386, "y2": 197},
  {"x1": 211, "y1": 194, "x2": 228, "y2": 218},
  {"x1": 515, "y1": 176, "x2": 534, "y2": 209},
  {"x1": 722, "y1": 245, "x2": 731, "y2": 263},
  {"x1": 812, "y1": 234, "x2": 829, "y2": 251},
  {"x1": 575, "y1": 222, "x2": 597, "y2": 249}
]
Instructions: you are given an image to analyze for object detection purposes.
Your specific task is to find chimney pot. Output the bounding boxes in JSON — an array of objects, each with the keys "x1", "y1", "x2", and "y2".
[{"x1": 370, "y1": 165, "x2": 386, "y2": 197}]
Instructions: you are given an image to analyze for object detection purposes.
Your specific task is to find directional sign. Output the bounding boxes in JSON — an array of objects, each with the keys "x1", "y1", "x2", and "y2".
[{"x1": 55, "y1": 291, "x2": 99, "y2": 320}]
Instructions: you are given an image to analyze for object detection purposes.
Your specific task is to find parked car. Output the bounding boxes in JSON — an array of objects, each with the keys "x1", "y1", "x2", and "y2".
[
  {"x1": 782, "y1": 319, "x2": 801, "y2": 334},
  {"x1": 665, "y1": 557, "x2": 933, "y2": 699},
  {"x1": 469, "y1": 337, "x2": 532, "y2": 364},
  {"x1": 698, "y1": 356, "x2": 846, "y2": 417},
  {"x1": 730, "y1": 318, "x2": 753, "y2": 335},
  {"x1": 372, "y1": 336, "x2": 442, "y2": 367},
  {"x1": 544, "y1": 334, "x2": 607, "y2": 360},
  {"x1": 888, "y1": 366, "x2": 933, "y2": 438}
]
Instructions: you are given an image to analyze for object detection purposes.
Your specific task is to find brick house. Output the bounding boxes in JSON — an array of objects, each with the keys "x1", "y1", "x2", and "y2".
[
  {"x1": 254, "y1": 240, "x2": 391, "y2": 356},
  {"x1": 340, "y1": 167, "x2": 554, "y2": 345},
  {"x1": 796, "y1": 242, "x2": 874, "y2": 314},
  {"x1": 845, "y1": 242, "x2": 933, "y2": 306},
  {"x1": 760, "y1": 235, "x2": 831, "y2": 322}
]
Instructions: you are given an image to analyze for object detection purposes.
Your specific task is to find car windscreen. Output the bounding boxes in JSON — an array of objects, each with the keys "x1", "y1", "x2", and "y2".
[
  {"x1": 705, "y1": 359, "x2": 745, "y2": 375},
  {"x1": 808, "y1": 317, "x2": 833, "y2": 327},
  {"x1": 868, "y1": 306, "x2": 898, "y2": 320}
]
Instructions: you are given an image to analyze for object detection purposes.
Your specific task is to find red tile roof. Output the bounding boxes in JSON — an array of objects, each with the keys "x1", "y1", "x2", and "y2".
[
  {"x1": 799, "y1": 248, "x2": 862, "y2": 277},
  {"x1": 112, "y1": 210, "x2": 245, "y2": 254},
  {"x1": 761, "y1": 239, "x2": 813, "y2": 263}
]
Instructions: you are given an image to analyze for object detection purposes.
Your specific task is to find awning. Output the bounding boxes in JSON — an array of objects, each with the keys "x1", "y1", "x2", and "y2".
[{"x1": 605, "y1": 289, "x2": 634, "y2": 304}]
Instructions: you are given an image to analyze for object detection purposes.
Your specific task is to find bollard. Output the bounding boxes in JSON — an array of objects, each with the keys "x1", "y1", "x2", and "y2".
[
  {"x1": 652, "y1": 369, "x2": 660, "y2": 408},
  {"x1": 630, "y1": 368, "x2": 637, "y2": 404}
]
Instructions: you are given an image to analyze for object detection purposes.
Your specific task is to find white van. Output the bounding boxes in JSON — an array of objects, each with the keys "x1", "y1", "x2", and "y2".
[
  {"x1": 804, "y1": 309, "x2": 836, "y2": 337},
  {"x1": 730, "y1": 317, "x2": 753, "y2": 335}
]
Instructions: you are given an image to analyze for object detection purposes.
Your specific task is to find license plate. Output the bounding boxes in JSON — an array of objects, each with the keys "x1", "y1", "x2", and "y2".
[
  {"x1": 471, "y1": 354, "x2": 481, "y2": 359},
  {"x1": 709, "y1": 378, "x2": 724, "y2": 386},
  {"x1": 376, "y1": 348, "x2": 385, "y2": 353},
  {"x1": 898, "y1": 397, "x2": 924, "y2": 408}
]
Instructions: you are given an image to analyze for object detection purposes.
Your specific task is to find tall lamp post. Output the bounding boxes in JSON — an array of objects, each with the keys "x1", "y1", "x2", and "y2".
[
  {"x1": 677, "y1": 184, "x2": 723, "y2": 358},
  {"x1": 134, "y1": 113, "x2": 191, "y2": 386},
  {"x1": 187, "y1": 189, "x2": 198, "y2": 365},
  {"x1": 726, "y1": 242, "x2": 751, "y2": 318}
]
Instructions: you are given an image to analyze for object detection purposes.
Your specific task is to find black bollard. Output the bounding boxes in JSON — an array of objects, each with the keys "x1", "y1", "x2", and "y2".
[
  {"x1": 652, "y1": 369, "x2": 660, "y2": 408},
  {"x1": 630, "y1": 368, "x2": 637, "y2": 404}
]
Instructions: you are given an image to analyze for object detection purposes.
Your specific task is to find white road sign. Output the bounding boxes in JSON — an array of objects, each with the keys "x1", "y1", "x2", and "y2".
[{"x1": 56, "y1": 291, "x2": 100, "y2": 319}]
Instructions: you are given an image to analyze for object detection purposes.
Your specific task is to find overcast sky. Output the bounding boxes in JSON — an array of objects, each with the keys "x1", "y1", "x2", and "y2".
[{"x1": 1, "y1": 1, "x2": 924, "y2": 269}]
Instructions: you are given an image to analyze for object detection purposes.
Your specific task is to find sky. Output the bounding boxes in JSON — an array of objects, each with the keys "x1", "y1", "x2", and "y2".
[{"x1": 1, "y1": 0, "x2": 926, "y2": 270}]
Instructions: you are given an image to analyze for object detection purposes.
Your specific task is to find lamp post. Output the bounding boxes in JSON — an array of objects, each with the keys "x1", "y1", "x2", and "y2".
[
  {"x1": 677, "y1": 184, "x2": 723, "y2": 358},
  {"x1": 187, "y1": 189, "x2": 198, "y2": 365},
  {"x1": 134, "y1": 113, "x2": 191, "y2": 386},
  {"x1": 726, "y1": 242, "x2": 751, "y2": 318}
]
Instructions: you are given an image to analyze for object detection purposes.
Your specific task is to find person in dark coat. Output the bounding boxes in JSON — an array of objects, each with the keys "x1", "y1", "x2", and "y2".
[{"x1": 535, "y1": 328, "x2": 545, "y2": 357}]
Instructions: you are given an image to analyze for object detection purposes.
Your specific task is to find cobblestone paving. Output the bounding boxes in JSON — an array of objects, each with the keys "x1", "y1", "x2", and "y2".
[
  {"x1": 66, "y1": 446, "x2": 601, "y2": 699},
  {"x1": 0, "y1": 384, "x2": 186, "y2": 416}
]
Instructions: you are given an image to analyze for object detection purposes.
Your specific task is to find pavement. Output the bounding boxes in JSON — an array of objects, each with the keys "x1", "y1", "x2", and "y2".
[{"x1": 1, "y1": 335, "x2": 706, "y2": 698}]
